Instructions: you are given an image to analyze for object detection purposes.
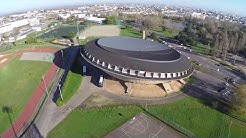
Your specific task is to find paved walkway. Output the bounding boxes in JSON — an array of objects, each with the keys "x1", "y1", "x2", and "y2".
[
  {"x1": 34, "y1": 76, "x2": 187, "y2": 137},
  {"x1": 96, "y1": 90, "x2": 186, "y2": 105},
  {"x1": 34, "y1": 75, "x2": 94, "y2": 137}
]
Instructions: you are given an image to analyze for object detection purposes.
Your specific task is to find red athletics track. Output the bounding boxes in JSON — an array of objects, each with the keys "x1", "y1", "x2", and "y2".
[{"x1": 1, "y1": 49, "x2": 59, "y2": 138}]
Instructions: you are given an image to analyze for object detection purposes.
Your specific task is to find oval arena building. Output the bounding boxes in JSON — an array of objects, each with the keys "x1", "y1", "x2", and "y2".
[{"x1": 80, "y1": 36, "x2": 193, "y2": 84}]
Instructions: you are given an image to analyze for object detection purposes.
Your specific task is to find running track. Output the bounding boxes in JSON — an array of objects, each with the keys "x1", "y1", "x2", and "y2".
[{"x1": 1, "y1": 49, "x2": 59, "y2": 138}]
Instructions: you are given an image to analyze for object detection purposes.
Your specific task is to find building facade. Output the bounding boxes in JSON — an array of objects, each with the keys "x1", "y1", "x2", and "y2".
[{"x1": 80, "y1": 37, "x2": 193, "y2": 84}]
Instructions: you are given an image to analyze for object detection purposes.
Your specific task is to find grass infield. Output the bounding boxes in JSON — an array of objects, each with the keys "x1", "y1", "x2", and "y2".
[{"x1": 0, "y1": 59, "x2": 51, "y2": 134}]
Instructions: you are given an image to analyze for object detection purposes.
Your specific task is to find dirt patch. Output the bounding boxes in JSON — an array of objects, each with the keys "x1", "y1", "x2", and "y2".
[
  {"x1": 80, "y1": 25, "x2": 120, "y2": 38},
  {"x1": 0, "y1": 58, "x2": 9, "y2": 68},
  {"x1": 77, "y1": 94, "x2": 123, "y2": 109},
  {"x1": 105, "y1": 79, "x2": 166, "y2": 98},
  {"x1": 126, "y1": 82, "x2": 166, "y2": 98},
  {"x1": 0, "y1": 58, "x2": 7, "y2": 64},
  {"x1": 104, "y1": 79, "x2": 184, "y2": 99},
  {"x1": 169, "y1": 81, "x2": 183, "y2": 92}
]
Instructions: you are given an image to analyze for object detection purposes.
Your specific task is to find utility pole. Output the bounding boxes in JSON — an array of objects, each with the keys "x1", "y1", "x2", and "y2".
[
  {"x1": 61, "y1": 49, "x2": 64, "y2": 68},
  {"x1": 77, "y1": 20, "x2": 80, "y2": 36}
]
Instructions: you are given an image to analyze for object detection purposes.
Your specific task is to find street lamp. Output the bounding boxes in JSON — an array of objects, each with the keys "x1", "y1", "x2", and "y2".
[
  {"x1": 58, "y1": 83, "x2": 63, "y2": 101},
  {"x1": 42, "y1": 76, "x2": 49, "y2": 97},
  {"x1": 61, "y1": 49, "x2": 64, "y2": 68}
]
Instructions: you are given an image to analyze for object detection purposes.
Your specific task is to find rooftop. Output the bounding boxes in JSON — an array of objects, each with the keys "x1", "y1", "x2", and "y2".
[{"x1": 97, "y1": 37, "x2": 168, "y2": 51}]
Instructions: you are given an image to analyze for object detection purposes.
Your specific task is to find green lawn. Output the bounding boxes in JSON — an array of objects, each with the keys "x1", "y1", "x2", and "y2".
[
  {"x1": 120, "y1": 27, "x2": 142, "y2": 38},
  {"x1": 56, "y1": 70, "x2": 82, "y2": 106},
  {"x1": 48, "y1": 106, "x2": 142, "y2": 138},
  {"x1": 191, "y1": 43, "x2": 211, "y2": 55},
  {"x1": 48, "y1": 97, "x2": 246, "y2": 138},
  {"x1": 229, "y1": 122, "x2": 246, "y2": 137},
  {"x1": 0, "y1": 59, "x2": 51, "y2": 134},
  {"x1": 156, "y1": 30, "x2": 174, "y2": 38},
  {"x1": 38, "y1": 25, "x2": 85, "y2": 39},
  {"x1": 148, "y1": 98, "x2": 226, "y2": 137},
  {"x1": 191, "y1": 62, "x2": 208, "y2": 73},
  {"x1": 0, "y1": 42, "x2": 61, "y2": 55}
]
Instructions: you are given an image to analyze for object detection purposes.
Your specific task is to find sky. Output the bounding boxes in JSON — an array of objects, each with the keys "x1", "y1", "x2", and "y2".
[{"x1": 0, "y1": 0, "x2": 246, "y2": 17}]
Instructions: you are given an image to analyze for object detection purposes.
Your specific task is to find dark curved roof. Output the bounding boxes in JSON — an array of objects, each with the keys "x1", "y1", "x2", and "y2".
[
  {"x1": 83, "y1": 37, "x2": 192, "y2": 73},
  {"x1": 97, "y1": 37, "x2": 168, "y2": 51}
]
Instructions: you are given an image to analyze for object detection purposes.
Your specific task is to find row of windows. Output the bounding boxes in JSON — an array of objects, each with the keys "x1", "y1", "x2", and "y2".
[{"x1": 82, "y1": 48, "x2": 193, "y2": 79}]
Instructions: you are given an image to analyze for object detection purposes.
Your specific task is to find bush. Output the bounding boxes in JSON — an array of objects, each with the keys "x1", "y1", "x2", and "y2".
[
  {"x1": 105, "y1": 16, "x2": 116, "y2": 24},
  {"x1": 56, "y1": 98, "x2": 63, "y2": 106},
  {"x1": 67, "y1": 31, "x2": 76, "y2": 39},
  {"x1": 150, "y1": 32, "x2": 163, "y2": 43},
  {"x1": 25, "y1": 36, "x2": 37, "y2": 44}
]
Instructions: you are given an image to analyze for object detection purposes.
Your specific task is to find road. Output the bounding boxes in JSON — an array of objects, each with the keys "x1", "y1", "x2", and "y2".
[{"x1": 158, "y1": 35, "x2": 245, "y2": 85}]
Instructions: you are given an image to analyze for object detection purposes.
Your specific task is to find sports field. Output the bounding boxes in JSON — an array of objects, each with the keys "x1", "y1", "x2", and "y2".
[
  {"x1": 38, "y1": 25, "x2": 85, "y2": 39},
  {"x1": 0, "y1": 59, "x2": 51, "y2": 134},
  {"x1": 79, "y1": 25, "x2": 120, "y2": 38},
  {"x1": 47, "y1": 97, "x2": 246, "y2": 138}
]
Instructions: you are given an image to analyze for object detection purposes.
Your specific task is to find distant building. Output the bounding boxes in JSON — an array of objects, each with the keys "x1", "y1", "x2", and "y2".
[
  {"x1": 32, "y1": 23, "x2": 48, "y2": 32},
  {"x1": 0, "y1": 19, "x2": 29, "y2": 35},
  {"x1": 28, "y1": 18, "x2": 40, "y2": 26},
  {"x1": 191, "y1": 12, "x2": 207, "y2": 20},
  {"x1": 16, "y1": 34, "x2": 27, "y2": 41},
  {"x1": 85, "y1": 16, "x2": 106, "y2": 24},
  {"x1": 77, "y1": 14, "x2": 87, "y2": 19},
  {"x1": 0, "y1": 18, "x2": 39, "y2": 35},
  {"x1": 8, "y1": 36, "x2": 15, "y2": 43},
  {"x1": 58, "y1": 14, "x2": 71, "y2": 19}
]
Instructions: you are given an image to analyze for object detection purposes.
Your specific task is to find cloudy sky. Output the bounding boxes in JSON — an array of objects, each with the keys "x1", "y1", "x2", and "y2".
[{"x1": 0, "y1": 0, "x2": 246, "y2": 16}]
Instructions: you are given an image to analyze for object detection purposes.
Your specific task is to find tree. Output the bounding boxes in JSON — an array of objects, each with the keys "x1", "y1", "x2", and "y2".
[
  {"x1": 149, "y1": 32, "x2": 162, "y2": 43},
  {"x1": 67, "y1": 31, "x2": 76, "y2": 39},
  {"x1": 25, "y1": 36, "x2": 37, "y2": 44},
  {"x1": 232, "y1": 85, "x2": 246, "y2": 114},
  {"x1": 221, "y1": 30, "x2": 229, "y2": 62},
  {"x1": 142, "y1": 16, "x2": 162, "y2": 31},
  {"x1": 105, "y1": 16, "x2": 116, "y2": 25},
  {"x1": 65, "y1": 16, "x2": 76, "y2": 24}
]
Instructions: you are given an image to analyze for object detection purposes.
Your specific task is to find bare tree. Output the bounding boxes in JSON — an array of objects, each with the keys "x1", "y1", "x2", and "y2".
[{"x1": 221, "y1": 30, "x2": 229, "y2": 62}]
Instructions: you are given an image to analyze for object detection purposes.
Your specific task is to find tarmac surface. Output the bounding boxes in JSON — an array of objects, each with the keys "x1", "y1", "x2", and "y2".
[
  {"x1": 20, "y1": 52, "x2": 54, "y2": 62},
  {"x1": 105, "y1": 113, "x2": 184, "y2": 138},
  {"x1": 33, "y1": 75, "x2": 187, "y2": 137}
]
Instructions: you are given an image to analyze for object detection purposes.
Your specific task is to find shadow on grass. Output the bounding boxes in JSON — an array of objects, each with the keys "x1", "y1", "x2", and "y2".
[
  {"x1": 52, "y1": 46, "x2": 81, "y2": 103},
  {"x1": 2, "y1": 106, "x2": 17, "y2": 138}
]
